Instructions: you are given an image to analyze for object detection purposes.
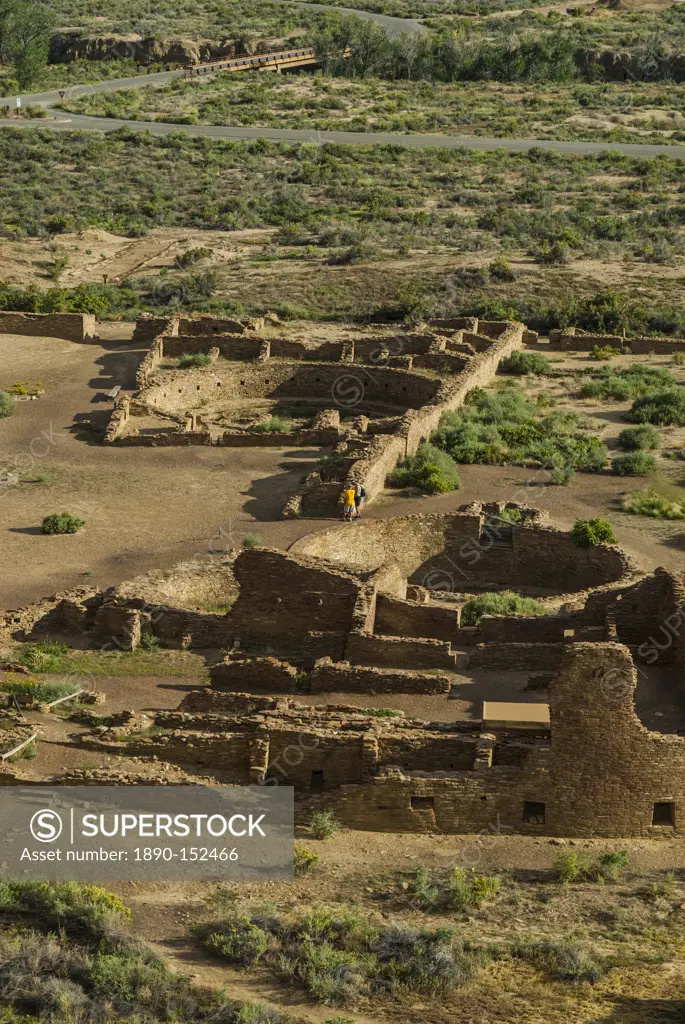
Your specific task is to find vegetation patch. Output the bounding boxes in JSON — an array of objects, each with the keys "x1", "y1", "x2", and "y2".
[
  {"x1": 460, "y1": 590, "x2": 546, "y2": 626},
  {"x1": 571, "y1": 517, "x2": 616, "y2": 547},
  {"x1": 621, "y1": 488, "x2": 685, "y2": 520},
  {"x1": 388, "y1": 442, "x2": 460, "y2": 494},
  {"x1": 179, "y1": 353, "x2": 213, "y2": 369},
  {"x1": 579, "y1": 365, "x2": 676, "y2": 402},
  {"x1": 431, "y1": 388, "x2": 607, "y2": 471},
  {"x1": 617, "y1": 424, "x2": 661, "y2": 451},
  {"x1": 499, "y1": 351, "x2": 550, "y2": 376},
  {"x1": 0, "y1": 391, "x2": 16, "y2": 417},
  {"x1": 629, "y1": 389, "x2": 685, "y2": 426},
  {"x1": 611, "y1": 451, "x2": 656, "y2": 477},
  {"x1": 195, "y1": 906, "x2": 485, "y2": 1005}
]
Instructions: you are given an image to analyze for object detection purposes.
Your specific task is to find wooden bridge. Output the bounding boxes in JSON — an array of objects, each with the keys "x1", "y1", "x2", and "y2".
[{"x1": 183, "y1": 46, "x2": 329, "y2": 77}]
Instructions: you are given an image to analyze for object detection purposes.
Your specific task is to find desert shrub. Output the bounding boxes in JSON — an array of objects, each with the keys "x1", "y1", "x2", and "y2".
[
  {"x1": 550, "y1": 459, "x2": 575, "y2": 485},
  {"x1": 488, "y1": 256, "x2": 515, "y2": 282},
  {"x1": 196, "y1": 905, "x2": 483, "y2": 1006},
  {"x1": 497, "y1": 506, "x2": 523, "y2": 523},
  {"x1": 0, "y1": 880, "x2": 131, "y2": 938},
  {"x1": 195, "y1": 915, "x2": 269, "y2": 966},
  {"x1": 499, "y1": 351, "x2": 550, "y2": 375},
  {"x1": 553, "y1": 850, "x2": 591, "y2": 884},
  {"x1": 621, "y1": 488, "x2": 685, "y2": 519},
  {"x1": 617, "y1": 424, "x2": 660, "y2": 450},
  {"x1": 672, "y1": 352, "x2": 685, "y2": 366},
  {"x1": 179, "y1": 352, "x2": 212, "y2": 368},
  {"x1": 174, "y1": 246, "x2": 212, "y2": 268},
  {"x1": 310, "y1": 810, "x2": 341, "y2": 840},
  {"x1": 611, "y1": 450, "x2": 656, "y2": 476},
  {"x1": 17, "y1": 639, "x2": 70, "y2": 672},
  {"x1": 242, "y1": 532, "x2": 261, "y2": 549},
  {"x1": 140, "y1": 631, "x2": 162, "y2": 651},
  {"x1": 460, "y1": 590, "x2": 545, "y2": 626},
  {"x1": 248, "y1": 415, "x2": 292, "y2": 433},
  {"x1": 0, "y1": 391, "x2": 16, "y2": 417},
  {"x1": 590, "y1": 345, "x2": 622, "y2": 360},
  {"x1": 294, "y1": 843, "x2": 320, "y2": 874},
  {"x1": 513, "y1": 937, "x2": 605, "y2": 982},
  {"x1": 629, "y1": 389, "x2": 685, "y2": 425},
  {"x1": 407, "y1": 868, "x2": 440, "y2": 910},
  {"x1": 388, "y1": 442, "x2": 460, "y2": 494},
  {"x1": 42, "y1": 512, "x2": 84, "y2": 534},
  {"x1": 431, "y1": 390, "x2": 607, "y2": 472},
  {"x1": 449, "y1": 869, "x2": 499, "y2": 911},
  {"x1": 571, "y1": 517, "x2": 616, "y2": 547},
  {"x1": 595, "y1": 849, "x2": 629, "y2": 882},
  {"x1": 553, "y1": 848, "x2": 628, "y2": 883}
]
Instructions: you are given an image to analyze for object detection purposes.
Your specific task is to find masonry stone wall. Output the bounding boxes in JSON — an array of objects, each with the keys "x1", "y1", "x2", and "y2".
[
  {"x1": 210, "y1": 656, "x2": 300, "y2": 692},
  {"x1": 310, "y1": 659, "x2": 451, "y2": 693},
  {"x1": 468, "y1": 642, "x2": 565, "y2": 671},
  {"x1": 345, "y1": 631, "x2": 456, "y2": 669},
  {"x1": 229, "y1": 548, "x2": 362, "y2": 658},
  {"x1": 132, "y1": 315, "x2": 178, "y2": 343},
  {"x1": 0, "y1": 311, "x2": 96, "y2": 342}
]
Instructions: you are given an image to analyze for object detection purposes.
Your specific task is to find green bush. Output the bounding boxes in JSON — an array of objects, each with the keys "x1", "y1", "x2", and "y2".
[
  {"x1": 0, "y1": 391, "x2": 16, "y2": 417},
  {"x1": 460, "y1": 590, "x2": 546, "y2": 626},
  {"x1": 617, "y1": 424, "x2": 660, "y2": 451},
  {"x1": 449, "y1": 869, "x2": 499, "y2": 911},
  {"x1": 611, "y1": 450, "x2": 656, "y2": 476},
  {"x1": 42, "y1": 511, "x2": 84, "y2": 534},
  {"x1": 140, "y1": 632, "x2": 162, "y2": 651},
  {"x1": 388, "y1": 442, "x2": 460, "y2": 494},
  {"x1": 248, "y1": 415, "x2": 293, "y2": 433},
  {"x1": 571, "y1": 517, "x2": 616, "y2": 547},
  {"x1": 179, "y1": 352, "x2": 212, "y2": 368},
  {"x1": 174, "y1": 246, "x2": 212, "y2": 268},
  {"x1": 294, "y1": 843, "x2": 320, "y2": 874},
  {"x1": 621, "y1": 488, "x2": 685, "y2": 520},
  {"x1": 629, "y1": 389, "x2": 685, "y2": 426},
  {"x1": 309, "y1": 809, "x2": 341, "y2": 840},
  {"x1": 499, "y1": 351, "x2": 550, "y2": 375},
  {"x1": 590, "y1": 344, "x2": 622, "y2": 360},
  {"x1": 195, "y1": 915, "x2": 269, "y2": 966},
  {"x1": 242, "y1": 532, "x2": 261, "y2": 549},
  {"x1": 552, "y1": 850, "x2": 591, "y2": 884}
]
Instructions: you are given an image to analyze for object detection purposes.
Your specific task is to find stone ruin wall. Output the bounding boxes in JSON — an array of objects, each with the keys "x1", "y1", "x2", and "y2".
[
  {"x1": 526, "y1": 326, "x2": 685, "y2": 356},
  {"x1": 300, "y1": 643, "x2": 685, "y2": 838},
  {"x1": 0, "y1": 311, "x2": 96, "y2": 342},
  {"x1": 74, "y1": 642, "x2": 685, "y2": 837}
]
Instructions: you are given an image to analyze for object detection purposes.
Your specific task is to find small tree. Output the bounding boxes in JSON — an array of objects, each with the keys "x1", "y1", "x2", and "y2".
[{"x1": 571, "y1": 517, "x2": 616, "y2": 548}]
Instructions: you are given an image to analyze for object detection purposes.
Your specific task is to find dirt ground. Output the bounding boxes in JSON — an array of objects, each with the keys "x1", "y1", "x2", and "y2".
[{"x1": 3, "y1": 324, "x2": 685, "y2": 608}]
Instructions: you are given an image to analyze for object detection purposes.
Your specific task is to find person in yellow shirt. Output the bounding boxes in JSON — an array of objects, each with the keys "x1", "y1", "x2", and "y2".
[{"x1": 342, "y1": 484, "x2": 356, "y2": 521}]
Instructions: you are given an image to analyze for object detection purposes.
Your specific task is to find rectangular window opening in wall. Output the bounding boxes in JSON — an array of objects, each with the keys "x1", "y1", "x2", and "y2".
[
  {"x1": 411, "y1": 796, "x2": 435, "y2": 810},
  {"x1": 523, "y1": 801, "x2": 546, "y2": 824},
  {"x1": 653, "y1": 801, "x2": 675, "y2": 826},
  {"x1": 310, "y1": 770, "x2": 324, "y2": 792}
]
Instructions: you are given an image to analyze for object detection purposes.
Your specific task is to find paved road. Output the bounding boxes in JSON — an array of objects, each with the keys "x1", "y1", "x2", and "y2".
[
  {"x1": 3, "y1": 109, "x2": 685, "y2": 159},
  {"x1": 0, "y1": 0, "x2": 684, "y2": 159}
]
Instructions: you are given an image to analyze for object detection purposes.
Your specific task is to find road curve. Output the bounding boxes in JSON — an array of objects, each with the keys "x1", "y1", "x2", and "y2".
[
  {"x1": 0, "y1": 0, "x2": 684, "y2": 160},
  {"x1": 2, "y1": 110, "x2": 685, "y2": 160}
]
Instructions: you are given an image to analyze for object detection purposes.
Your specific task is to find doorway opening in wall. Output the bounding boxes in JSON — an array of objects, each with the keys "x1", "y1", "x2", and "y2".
[
  {"x1": 523, "y1": 800, "x2": 546, "y2": 824},
  {"x1": 311, "y1": 770, "x2": 324, "y2": 792},
  {"x1": 411, "y1": 796, "x2": 434, "y2": 810},
  {"x1": 653, "y1": 801, "x2": 675, "y2": 826}
]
